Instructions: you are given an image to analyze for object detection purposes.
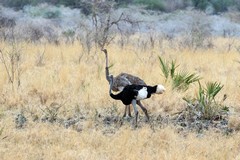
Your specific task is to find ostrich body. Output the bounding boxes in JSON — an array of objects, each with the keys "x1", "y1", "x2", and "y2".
[
  {"x1": 102, "y1": 49, "x2": 147, "y2": 118},
  {"x1": 109, "y1": 75, "x2": 165, "y2": 127}
]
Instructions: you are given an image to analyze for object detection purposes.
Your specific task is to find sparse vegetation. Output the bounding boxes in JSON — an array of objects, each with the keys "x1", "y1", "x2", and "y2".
[
  {"x1": 23, "y1": 5, "x2": 61, "y2": 18},
  {"x1": 134, "y1": 0, "x2": 165, "y2": 11},
  {"x1": 0, "y1": 43, "x2": 23, "y2": 91},
  {"x1": 192, "y1": 0, "x2": 234, "y2": 13}
]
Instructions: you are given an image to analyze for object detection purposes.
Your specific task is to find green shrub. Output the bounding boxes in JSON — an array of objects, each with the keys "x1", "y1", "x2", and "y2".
[
  {"x1": 1, "y1": 0, "x2": 43, "y2": 9},
  {"x1": 2, "y1": 0, "x2": 30, "y2": 9},
  {"x1": 115, "y1": 0, "x2": 134, "y2": 7},
  {"x1": 192, "y1": 0, "x2": 209, "y2": 10},
  {"x1": 62, "y1": 29, "x2": 75, "y2": 37},
  {"x1": 192, "y1": 0, "x2": 234, "y2": 12},
  {"x1": 134, "y1": 0, "x2": 165, "y2": 11},
  {"x1": 234, "y1": 0, "x2": 240, "y2": 11},
  {"x1": 43, "y1": 10, "x2": 61, "y2": 19},
  {"x1": 211, "y1": 0, "x2": 232, "y2": 12},
  {"x1": 62, "y1": 29, "x2": 75, "y2": 43},
  {"x1": 24, "y1": 5, "x2": 61, "y2": 19},
  {"x1": 58, "y1": 0, "x2": 82, "y2": 8}
]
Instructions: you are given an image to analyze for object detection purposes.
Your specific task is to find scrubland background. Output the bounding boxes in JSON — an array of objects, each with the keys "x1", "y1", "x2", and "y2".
[{"x1": 1, "y1": 0, "x2": 240, "y2": 159}]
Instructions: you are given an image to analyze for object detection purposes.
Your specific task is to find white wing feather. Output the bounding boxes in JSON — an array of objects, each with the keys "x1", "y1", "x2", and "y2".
[{"x1": 136, "y1": 87, "x2": 148, "y2": 100}]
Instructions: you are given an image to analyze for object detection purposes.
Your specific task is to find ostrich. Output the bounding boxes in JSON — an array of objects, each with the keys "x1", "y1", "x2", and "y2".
[
  {"x1": 109, "y1": 75, "x2": 165, "y2": 127},
  {"x1": 102, "y1": 48, "x2": 148, "y2": 119}
]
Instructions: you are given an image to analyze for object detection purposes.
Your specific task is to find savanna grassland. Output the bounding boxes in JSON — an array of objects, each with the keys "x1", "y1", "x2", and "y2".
[{"x1": 1, "y1": 37, "x2": 240, "y2": 160}]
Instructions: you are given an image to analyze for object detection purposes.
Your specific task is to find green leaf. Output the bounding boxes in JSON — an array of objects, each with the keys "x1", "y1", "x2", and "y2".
[
  {"x1": 158, "y1": 56, "x2": 169, "y2": 79},
  {"x1": 172, "y1": 72, "x2": 201, "y2": 91},
  {"x1": 109, "y1": 63, "x2": 114, "y2": 69},
  {"x1": 185, "y1": 73, "x2": 202, "y2": 84},
  {"x1": 206, "y1": 82, "x2": 223, "y2": 100},
  {"x1": 170, "y1": 60, "x2": 178, "y2": 78}
]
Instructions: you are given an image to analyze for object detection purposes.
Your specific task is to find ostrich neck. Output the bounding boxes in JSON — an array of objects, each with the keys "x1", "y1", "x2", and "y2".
[
  {"x1": 105, "y1": 52, "x2": 108, "y2": 68},
  {"x1": 105, "y1": 52, "x2": 110, "y2": 83}
]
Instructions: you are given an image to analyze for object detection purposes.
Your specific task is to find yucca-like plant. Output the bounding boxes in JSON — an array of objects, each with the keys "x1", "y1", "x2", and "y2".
[
  {"x1": 205, "y1": 82, "x2": 224, "y2": 102},
  {"x1": 158, "y1": 56, "x2": 200, "y2": 91},
  {"x1": 170, "y1": 60, "x2": 178, "y2": 78},
  {"x1": 159, "y1": 56, "x2": 179, "y2": 80},
  {"x1": 158, "y1": 56, "x2": 170, "y2": 80},
  {"x1": 198, "y1": 81, "x2": 225, "y2": 119},
  {"x1": 184, "y1": 81, "x2": 227, "y2": 120}
]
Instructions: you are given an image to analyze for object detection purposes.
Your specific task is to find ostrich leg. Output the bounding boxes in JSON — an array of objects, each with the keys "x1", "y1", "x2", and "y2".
[
  {"x1": 137, "y1": 101, "x2": 149, "y2": 121},
  {"x1": 132, "y1": 99, "x2": 138, "y2": 127},
  {"x1": 127, "y1": 105, "x2": 132, "y2": 117},
  {"x1": 123, "y1": 105, "x2": 132, "y2": 118}
]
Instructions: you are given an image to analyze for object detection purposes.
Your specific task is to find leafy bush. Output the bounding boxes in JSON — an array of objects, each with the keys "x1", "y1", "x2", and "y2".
[
  {"x1": 234, "y1": 0, "x2": 240, "y2": 11},
  {"x1": 1, "y1": 0, "x2": 82, "y2": 9},
  {"x1": 134, "y1": 0, "x2": 191, "y2": 11},
  {"x1": 192, "y1": 0, "x2": 234, "y2": 13},
  {"x1": 1, "y1": 0, "x2": 30, "y2": 9},
  {"x1": 57, "y1": 0, "x2": 82, "y2": 7},
  {"x1": 192, "y1": 0, "x2": 209, "y2": 10},
  {"x1": 159, "y1": 56, "x2": 201, "y2": 91},
  {"x1": 78, "y1": 1, "x2": 93, "y2": 16},
  {"x1": 43, "y1": 10, "x2": 61, "y2": 19},
  {"x1": 1, "y1": 0, "x2": 43, "y2": 9},
  {"x1": 211, "y1": 0, "x2": 232, "y2": 12},
  {"x1": 62, "y1": 29, "x2": 75, "y2": 43},
  {"x1": 24, "y1": 5, "x2": 61, "y2": 19},
  {"x1": 134, "y1": 0, "x2": 165, "y2": 11}
]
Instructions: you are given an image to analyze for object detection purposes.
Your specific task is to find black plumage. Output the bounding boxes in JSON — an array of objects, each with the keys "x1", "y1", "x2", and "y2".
[{"x1": 109, "y1": 75, "x2": 165, "y2": 127}]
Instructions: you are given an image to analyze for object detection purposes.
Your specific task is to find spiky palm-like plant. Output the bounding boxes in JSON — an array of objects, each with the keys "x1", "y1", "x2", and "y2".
[
  {"x1": 158, "y1": 56, "x2": 201, "y2": 91},
  {"x1": 198, "y1": 81, "x2": 225, "y2": 119},
  {"x1": 184, "y1": 81, "x2": 227, "y2": 120}
]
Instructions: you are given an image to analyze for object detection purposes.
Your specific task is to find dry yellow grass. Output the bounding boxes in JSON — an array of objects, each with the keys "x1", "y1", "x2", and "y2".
[{"x1": 1, "y1": 38, "x2": 240, "y2": 159}]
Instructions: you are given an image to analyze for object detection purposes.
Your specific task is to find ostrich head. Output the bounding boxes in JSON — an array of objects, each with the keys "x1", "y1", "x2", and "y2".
[
  {"x1": 101, "y1": 49, "x2": 107, "y2": 55},
  {"x1": 156, "y1": 85, "x2": 166, "y2": 94}
]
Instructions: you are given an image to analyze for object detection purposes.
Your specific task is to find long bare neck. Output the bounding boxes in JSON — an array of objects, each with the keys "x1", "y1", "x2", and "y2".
[{"x1": 104, "y1": 50, "x2": 111, "y2": 83}]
